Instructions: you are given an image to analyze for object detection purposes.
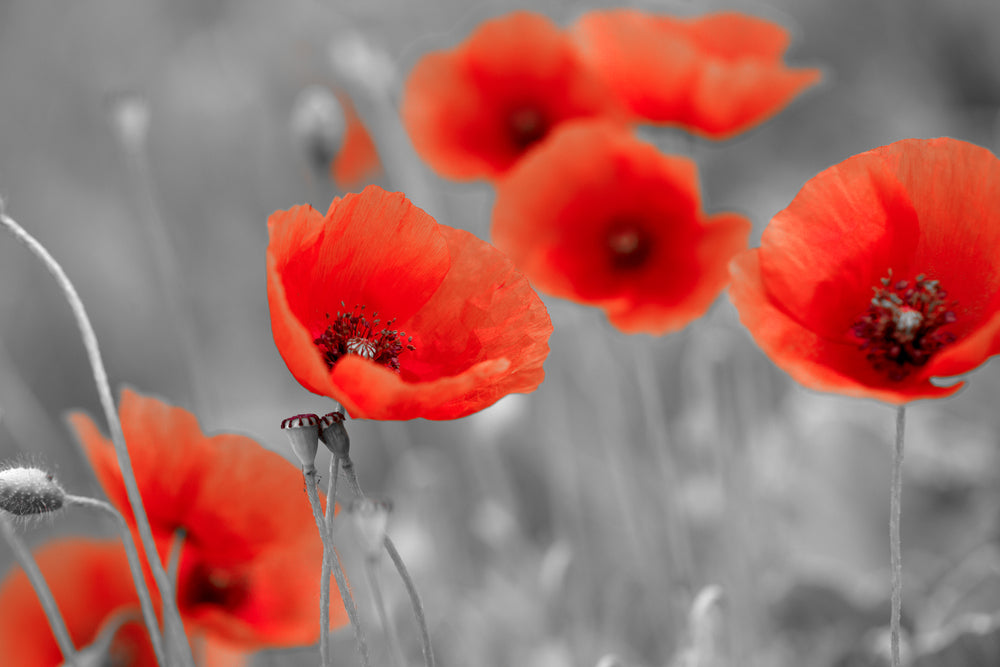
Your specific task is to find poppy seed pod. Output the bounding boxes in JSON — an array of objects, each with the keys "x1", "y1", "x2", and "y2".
[
  {"x1": 280, "y1": 413, "x2": 322, "y2": 471},
  {"x1": 349, "y1": 498, "x2": 392, "y2": 559},
  {"x1": 319, "y1": 411, "x2": 350, "y2": 458},
  {"x1": 0, "y1": 466, "x2": 66, "y2": 516}
]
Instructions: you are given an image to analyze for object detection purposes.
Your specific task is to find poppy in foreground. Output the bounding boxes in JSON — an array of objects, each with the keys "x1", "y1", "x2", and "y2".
[
  {"x1": 0, "y1": 538, "x2": 157, "y2": 667},
  {"x1": 401, "y1": 10, "x2": 622, "y2": 180},
  {"x1": 70, "y1": 389, "x2": 345, "y2": 649},
  {"x1": 729, "y1": 137, "x2": 1000, "y2": 403},
  {"x1": 572, "y1": 10, "x2": 821, "y2": 139},
  {"x1": 492, "y1": 120, "x2": 751, "y2": 334},
  {"x1": 267, "y1": 185, "x2": 552, "y2": 419}
]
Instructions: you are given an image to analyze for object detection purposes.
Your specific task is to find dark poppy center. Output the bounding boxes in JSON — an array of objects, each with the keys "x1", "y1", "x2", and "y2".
[
  {"x1": 180, "y1": 562, "x2": 251, "y2": 612},
  {"x1": 606, "y1": 221, "x2": 654, "y2": 270},
  {"x1": 851, "y1": 271, "x2": 957, "y2": 381},
  {"x1": 507, "y1": 106, "x2": 549, "y2": 150},
  {"x1": 314, "y1": 304, "x2": 415, "y2": 373}
]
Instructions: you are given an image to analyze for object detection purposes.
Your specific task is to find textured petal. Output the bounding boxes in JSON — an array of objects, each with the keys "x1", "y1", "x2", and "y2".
[{"x1": 0, "y1": 539, "x2": 157, "y2": 667}]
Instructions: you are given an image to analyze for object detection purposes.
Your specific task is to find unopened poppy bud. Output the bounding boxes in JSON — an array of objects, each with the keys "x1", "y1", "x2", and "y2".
[
  {"x1": 280, "y1": 414, "x2": 321, "y2": 470},
  {"x1": 0, "y1": 466, "x2": 66, "y2": 516},
  {"x1": 349, "y1": 498, "x2": 391, "y2": 559},
  {"x1": 318, "y1": 411, "x2": 350, "y2": 458},
  {"x1": 290, "y1": 85, "x2": 346, "y2": 172}
]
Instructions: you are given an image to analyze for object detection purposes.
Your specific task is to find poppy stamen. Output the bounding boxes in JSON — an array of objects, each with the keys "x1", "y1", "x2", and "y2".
[
  {"x1": 851, "y1": 271, "x2": 957, "y2": 381},
  {"x1": 315, "y1": 304, "x2": 415, "y2": 373},
  {"x1": 606, "y1": 221, "x2": 653, "y2": 270},
  {"x1": 508, "y1": 106, "x2": 548, "y2": 150}
]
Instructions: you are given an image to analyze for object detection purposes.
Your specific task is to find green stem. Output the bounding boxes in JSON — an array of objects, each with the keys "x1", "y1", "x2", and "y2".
[
  {"x1": 0, "y1": 209, "x2": 194, "y2": 667},
  {"x1": 890, "y1": 405, "x2": 906, "y2": 667},
  {"x1": 342, "y1": 457, "x2": 435, "y2": 667},
  {"x1": 0, "y1": 514, "x2": 78, "y2": 665},
  {"x1": 65, "y1": 495, "x2": 166, "y2": 667}
]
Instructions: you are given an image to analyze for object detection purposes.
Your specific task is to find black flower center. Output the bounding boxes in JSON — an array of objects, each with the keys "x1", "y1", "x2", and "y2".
[
  {"x1": 507, "y1": 106, "x2": 549, "y2": 150},
  {"x1": 181, "y1": 562, "x2": 251, "y2": 612},
  {"x1": 606, "y1": 221, "x2": 653, "y2": 270},
  {"x1": 851, "y1": 271, "x2": 957, "y2": 381},
  {"x1": 314, "y1": 304, "x2": 415, "y2": 373}
]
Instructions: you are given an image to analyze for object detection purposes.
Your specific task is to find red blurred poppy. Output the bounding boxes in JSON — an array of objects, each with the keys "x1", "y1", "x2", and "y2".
[
  {"x1": 330, "y1": 91, "x2": 381, "y2": 190},
  {"x1": 267, "y1": 185, "x2": 552, "y2": 419},
  {"x1": 401, "y1": 10, "x2": 624, "y2": 180},
  {"x1": 0, "y1": 538, "x2": 156, "y2": 667},
  {"x1": 492, "y1": 120, "x2": 751, "y2": 334},
  {"x1": 729, "y1": 138, "x2": 1000, "y2": 404},
  {"x1": 69, "y1": 389, "x2": 346, "y2": 649},
  {"x1": 572, "y1": 10, "x2": 821, "y2": 139}
]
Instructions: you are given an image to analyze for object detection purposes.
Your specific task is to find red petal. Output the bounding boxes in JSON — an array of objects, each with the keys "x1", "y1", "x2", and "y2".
[{"x1": 686, "y1": 12, "x2": 792, "y2": 61}]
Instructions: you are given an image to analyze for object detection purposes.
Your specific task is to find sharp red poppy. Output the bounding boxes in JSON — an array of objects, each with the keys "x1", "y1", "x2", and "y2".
[
  {"x1": 729, "y1": 137, "x2": 1000, "y2": 404},
  {"x1": 0, "y1": 538, "x2": 157, "y2": 667},
  {"x1": 401, "y1": 10, "x2": 624, "y2": 180},
  {"x1": 330, "y1": 91, "x2": 381, "y2": 190},
  {"x1": 491, "y1": 120, "x2": 751, "y2": 335},
  {"x1": 69, "y1": 389, "x2": 347, "y2": 650},
  {"x1": 267, "y1": 185, "x2": 553, "y2": 420},
  {"x1": 571, "y1": 10, "x2": 821, "y2": 139}
]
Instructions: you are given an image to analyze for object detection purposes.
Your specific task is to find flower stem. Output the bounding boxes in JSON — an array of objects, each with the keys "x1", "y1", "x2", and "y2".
[
  {"x1": 66, "y1": 494, "x2": 167, "y2": 667},
  {"x1": 890, "y1": 405, "x2": 906, "y2": 667},
  {"x1": 322, "y1": 454, "x2": 341, "y2": 663},
  {"x1": 0, "y1": 514, "x2": 78, "y2": 666},
  {"x1": 342, "y1": 457, "x2": 435, "y2": 667},
  {"x1": 0, "y1": 208, "x2": 194, "y2": 667},
  {"x1": 303, "y1": 465, "x2": 369, "y2": 667},
  {"x1": 365, "y1": 555, "x2": 407, "y2": 667}
]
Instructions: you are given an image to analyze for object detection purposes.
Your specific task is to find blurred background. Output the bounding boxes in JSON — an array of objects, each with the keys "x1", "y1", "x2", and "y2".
[{"x1": 1, "y1": 0, "x2": 1000, "y2": 665}]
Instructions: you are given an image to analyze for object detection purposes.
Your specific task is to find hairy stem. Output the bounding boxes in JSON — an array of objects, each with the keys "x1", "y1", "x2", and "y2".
[
  {"x1": 322, "y1": 454, "x2": 342, "y2": 663},
  {"x1": 890, "y1": 405, "x2": 906, "y2": 667}
]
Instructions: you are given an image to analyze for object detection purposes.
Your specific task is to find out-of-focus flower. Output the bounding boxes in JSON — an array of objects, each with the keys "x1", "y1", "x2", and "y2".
[
  {"x1": 401, "y1": 11, "x2": 623, "y2": 181},
  {"x1": 70, "y1": 389, "x2": 346, "y2": 649},
  {"x1": 0, "y1": 538, "x2": 157, "y2": 667},
  {"x1": 267, "y1": 185, "x2": 552, "y2": 419},
  {"x1": 730, "y1": 138, "x2": 1000, "y2": 403},
  {"x1": 492, "y1": 120, "x2": 750, "y2": 334},
  {"x1": 330, "y1": 90, "x2": 381, "y2": 190},
  {"x1": 572, "y1": 10, "x2": 821, "y2": 139}
]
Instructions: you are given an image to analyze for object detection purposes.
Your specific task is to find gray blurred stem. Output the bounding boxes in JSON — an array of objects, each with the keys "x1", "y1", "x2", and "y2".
[
  {"x1": 890, "y1": 406, "x2": 906, "y2": 667},
  {"x1": 0, "y1": 209, "x2": 195, "y2": 667}
]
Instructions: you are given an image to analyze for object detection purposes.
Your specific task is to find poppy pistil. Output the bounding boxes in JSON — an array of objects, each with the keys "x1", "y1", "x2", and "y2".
[{"x1": 314, "y1": 304, "x2": 415, "y2": 373}]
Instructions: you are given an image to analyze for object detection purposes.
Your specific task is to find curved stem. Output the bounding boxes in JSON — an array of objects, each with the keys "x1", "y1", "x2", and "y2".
[
  {"x1": 0, "y1": 209, "x2": 194, "y2": 667},
  {"x1": 66, "y1": 495, "x2": 166, "y2": 667},
  {"x1": 342, "y1": 457, "x2": 435, "y2": 667},
  {"x1": 304, "y1": 466, "x2": 368, "y2": 667},
  {"x1": 890, "y1": 405, "x2": 906, "y2": 667},
  {"x1": 0, "y1": 514, "x2": 78, "y2": 665}
]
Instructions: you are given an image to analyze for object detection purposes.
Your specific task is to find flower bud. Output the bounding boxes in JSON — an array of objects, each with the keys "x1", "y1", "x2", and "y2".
[
  {"x1": 280, "y1": 414, "x2": 321, "y2": 471},
  {"x1": 319, "y1": 411, "x2": 350, "y2": 458},
  {"x1": 349, "y1": 497, "x2": 391, "y2": 559},
  {"x1": 290, "y1": 85, "x2": 346, "y2": 172},
  {"x1": 0, "y1": 466, "x2": 66, "y2": 516}
]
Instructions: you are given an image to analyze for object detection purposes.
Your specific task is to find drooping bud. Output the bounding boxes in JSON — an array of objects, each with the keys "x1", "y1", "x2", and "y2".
[
  {"x1": 0, "y1": 466, "x2": 66, "y2": 516},
  {"x1": 319, "y1": 411, "x2": 350, "y2": 458},
  {"x1": 290, "y1": 85, "x2": 346, "y2": 172},
  {"x1": 349, "y1": 498, "x2": 392, "y2": 559},
  {"x1": 280, "y1": 414, "x2": 321, "y2": 471}
]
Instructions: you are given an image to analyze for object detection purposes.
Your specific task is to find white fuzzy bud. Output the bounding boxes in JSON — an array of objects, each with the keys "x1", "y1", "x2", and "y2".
[{"x1": 0, "y1": 466, "x2": 66, "y2": 516}]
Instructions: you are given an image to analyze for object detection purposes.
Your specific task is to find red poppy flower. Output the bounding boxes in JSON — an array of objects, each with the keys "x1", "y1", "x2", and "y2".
[
  {"x1": 0, "y1": 538, "x2": 156, "y2": 667},
  {"x1": 401, "y1": 10, "x2": 624, "y2": 180},
  {"x1": 330, "y1": 91, "x2": 381, "y2": 190},
  {"x1": 491, "y1": 120, "x2": 751, "y2": 334},
  {"x1": 69, "y1": 389, "x2": 347, "y2": 649},
  {"x1": 267, "y1": 185, "x2": 552, "y2": 419},
  {"x1": 729, "y1": 137, "x2": 1000, "y2": 403},
  {"x1": 572, "y1": 10, "x2": 821, "y2": 139}
]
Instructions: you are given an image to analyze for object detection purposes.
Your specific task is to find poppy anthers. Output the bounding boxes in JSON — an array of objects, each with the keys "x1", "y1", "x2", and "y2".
[
  {"x1": 70, "y1": 389, "x2": 346, "y2": 649},
  {"x1": 572, "y1": 10, "x2": 821, "y2": 139},
  {"x1": 730, "y1": 137, "x2": 1000, "y2": 403},
  {"x1": 492, "y1": 120, "x2": 751, "y2": 335},
  {"x1": 401, "y1": 10, "x2": 624, "y2": 180},
  {"x1": 267, "y1": 185, "x2": 553, "y2": 420}
]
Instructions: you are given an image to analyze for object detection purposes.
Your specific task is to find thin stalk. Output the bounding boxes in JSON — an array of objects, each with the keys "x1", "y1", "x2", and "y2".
[
  {"x1": 342, "y1": 457, "x2": 435, "y2": 667},
  {"x1": 365, "y1": 555, "x2": 406, "y2": 667},
  {"x1": 304, "y1": 466, "x2": 369, "y2": 667},
  {"x1": 0, "y1": 209, "x2": 194, "y2": 666},
  {"x1": 0, "y1": 514, "x2": 78, "y2": 665},
  {"x1": 167, "y1": 528, "x2": 187, "y2": 588},
  {"x1": 890, "y1": 405, "x2": 906, "y2": 667},
  {"x1": 65, "y1": 495, "x2": 166, "y2": 667},
  {"x1": 322, "y1": 454, "x2": 342, "y2": 664}
]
